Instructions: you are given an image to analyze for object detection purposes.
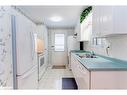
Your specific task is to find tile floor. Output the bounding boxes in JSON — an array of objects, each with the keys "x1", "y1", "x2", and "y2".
[{"x1": 38, "y1": 65, "x2": 74, "y2": 90}]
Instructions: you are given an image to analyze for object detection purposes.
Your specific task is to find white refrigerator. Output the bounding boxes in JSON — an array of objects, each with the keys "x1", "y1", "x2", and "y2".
[
  {"x1": 67, "y1": 36, "x2": 79, "y2": 69},
  {"x1": 11, "y1": 10, "x2": 38, "y2": 89}
]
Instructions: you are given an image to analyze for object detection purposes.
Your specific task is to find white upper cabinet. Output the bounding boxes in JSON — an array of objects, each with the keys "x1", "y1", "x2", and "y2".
[
  {"x1": 99, "y1": 6, "x2": 113, "y2": 36},
  {"x1": 75, "y1": 12, "x2": 92, "y2": 41},
  {"x1": 81, "y1": 12, "x2": 92, "y2": 41},
  {"x1": 75, "y1": 20, "x2": 83, "y2": 41},
  {"x1": 92, "y1": 6, "x2": 127, "y2": 37},
  {"x1": 113, "y1": 6, "x2": 127, "y2": 34},
  {"x1": 74, "y1": 19, "x2": 81, "y2": 41},
  {"x1": 92, "y1": 6, "x2": 101, "y2": 37}
]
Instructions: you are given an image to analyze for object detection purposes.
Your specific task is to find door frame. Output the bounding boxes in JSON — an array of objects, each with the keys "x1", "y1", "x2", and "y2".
[{"x1": 48, "y1": 29, "x2": 68, "y2": 66}]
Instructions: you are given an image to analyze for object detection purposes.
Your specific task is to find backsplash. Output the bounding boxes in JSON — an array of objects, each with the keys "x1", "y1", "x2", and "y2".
[{"x1": 84, "y1": 35, "x2": 127, "y2": 61}]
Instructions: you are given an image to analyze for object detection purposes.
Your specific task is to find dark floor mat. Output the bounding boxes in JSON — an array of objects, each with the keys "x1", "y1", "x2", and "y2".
[
  {"x1": 52, "y1": 65, "x2": 66, "y2": 69},
  {"x1": 62, "y1": 78, "x2": 78, "y2": 89}
]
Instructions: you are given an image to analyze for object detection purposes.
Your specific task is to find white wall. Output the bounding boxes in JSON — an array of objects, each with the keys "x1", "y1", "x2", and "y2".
[
  {"x1": 107, "y1": 35, "x2": 127, "y2": 60},
  {"x1": 84, "y1": 35, "x2": 127, "y2": 61},
  {"x1": 36, "y1": 24, "x2": 48, "y2": 50},
  {"x1": 36, "y1": 24, "x2": 49, "y2": 69},
  {"x1": 0, "y1": 6, "x2": 13, "y2": 88}
]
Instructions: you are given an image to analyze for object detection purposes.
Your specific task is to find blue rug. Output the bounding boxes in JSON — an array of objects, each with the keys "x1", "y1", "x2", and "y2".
[{"x1": 62, "y1": 78, "x2": 78, "y2": 89}]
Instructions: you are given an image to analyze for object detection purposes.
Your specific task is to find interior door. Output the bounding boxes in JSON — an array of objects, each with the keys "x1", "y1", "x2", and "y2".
[{"x1": 49, "y1": 30, "x2": 67, "y2": 66}]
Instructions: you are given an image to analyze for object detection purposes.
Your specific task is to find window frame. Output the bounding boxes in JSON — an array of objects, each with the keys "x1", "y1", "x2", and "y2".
[{"x1": 54, "y1": 33, "x2": 65, "y2": 52}]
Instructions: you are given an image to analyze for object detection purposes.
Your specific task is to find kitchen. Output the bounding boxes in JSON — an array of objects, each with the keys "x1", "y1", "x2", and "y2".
[{"x1": 1, "y1": 5, "x2": 127, "y2": 90}]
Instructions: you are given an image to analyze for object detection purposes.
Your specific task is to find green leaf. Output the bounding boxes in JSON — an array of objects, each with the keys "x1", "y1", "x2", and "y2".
[{"x1": 80, "y1": 6, "x2": 92, "y2": 23}]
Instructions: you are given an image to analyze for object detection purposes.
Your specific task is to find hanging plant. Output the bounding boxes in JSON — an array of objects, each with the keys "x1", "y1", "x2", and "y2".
[{"x1": 80, "y1": 6, "x2": 92, "y2": 23}]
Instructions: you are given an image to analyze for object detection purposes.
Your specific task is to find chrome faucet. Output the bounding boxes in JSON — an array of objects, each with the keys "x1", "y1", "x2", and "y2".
[
  {"x1": 91, "y1": 51, "x2": 96, "y2": 58},
  {"x1": 91, "y1": 51, "x2": 95, "y2": 55}
]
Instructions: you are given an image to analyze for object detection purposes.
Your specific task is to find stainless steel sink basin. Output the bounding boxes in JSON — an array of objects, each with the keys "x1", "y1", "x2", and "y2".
[{"x1": 76, "y1": 53, "x2": 97, "y2": 58}]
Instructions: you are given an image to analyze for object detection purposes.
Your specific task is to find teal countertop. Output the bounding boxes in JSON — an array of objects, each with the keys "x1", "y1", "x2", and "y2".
[{"x1": 71, "y1": 50, "x2": 127, "y2": 71}]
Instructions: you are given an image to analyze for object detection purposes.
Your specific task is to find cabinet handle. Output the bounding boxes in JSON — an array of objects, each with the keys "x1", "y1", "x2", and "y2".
[{"x1": 79, "y1": 66, "x2": 83, "y2": 70}]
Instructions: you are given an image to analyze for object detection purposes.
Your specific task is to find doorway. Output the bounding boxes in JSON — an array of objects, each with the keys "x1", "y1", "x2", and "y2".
[{"x1": 48, "y1": 29, "x2": 68, "y2": 66}]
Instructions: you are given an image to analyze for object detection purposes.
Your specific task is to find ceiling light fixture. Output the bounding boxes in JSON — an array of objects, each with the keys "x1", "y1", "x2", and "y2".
[{"x1": 50, "y1": 16, "x2": 63, "y2": 22}]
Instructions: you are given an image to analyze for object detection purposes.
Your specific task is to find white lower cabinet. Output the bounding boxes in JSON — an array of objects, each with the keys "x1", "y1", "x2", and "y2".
[
  {"x1": 77, "y1": 61, "x2": 90, "y2": 89},
  {"x1": 71, "y1": 55, "x2": 90, "y2": 89},
  {"x1": 71, "y1": 54, "x2": 127, "y2": 89},
  {"x1": 91, "y1": 71, "x2": 127, "y2": 89}
]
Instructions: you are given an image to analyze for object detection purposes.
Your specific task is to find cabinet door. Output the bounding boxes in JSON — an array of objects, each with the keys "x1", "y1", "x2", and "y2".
[
  {"x1": 71, "y1": 55, "x2": 78, "y2": 78},
  {"x1": 72, "y1": 57, "x2": 81, "y2": 88},
  {"x1": 71, "y1": 54, "x2": 81, "y2": 89},
  {"x1": 75, "y1": 20, "x2": 81, "y2": 41},
  {"x1": 92, "y1": 6, "x2": 101, "y2": 37},
  {"x1": 100, "y1": 6, "x2": 113, "y2": 36},
  {"x1": 81, "y1": 12, "x2": 92, "y2": 41},
  {"x1": 71, "y1": 54, "x2": 75, "y2": 75},
  {"x1": 71, "y1": 54, "x2": 90, "y2": 89},
  {"x1": 93, "y1": 6, "x2": 127, "y2": 36},
  {"x1": 77, "y1": 61, "x2": 90, "y2": 89},
  {"x1": 91, "y1": 71, "x2": 127, "y2": 89},
  {"x1": 92, "y1": 6, "x2": 113, "y2": 37},
  {"x1": 113, "y1": 6, "x2": 127, "y2": 34}
]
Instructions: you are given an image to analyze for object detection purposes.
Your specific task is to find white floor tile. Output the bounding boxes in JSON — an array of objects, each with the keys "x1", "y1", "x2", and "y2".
[{"x1": 38, "y1": 66, "x2": 73, "y2": 89}]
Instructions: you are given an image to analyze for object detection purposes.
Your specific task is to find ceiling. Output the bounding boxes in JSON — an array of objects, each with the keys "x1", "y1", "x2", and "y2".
[{"x1": 17, "y1": 6, "x2": 86, "y2": 28}]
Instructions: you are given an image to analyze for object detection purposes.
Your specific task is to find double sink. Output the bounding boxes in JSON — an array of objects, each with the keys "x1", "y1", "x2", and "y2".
[{"x1": 76, "y1": 53, "x2": 97, "y2": 58}]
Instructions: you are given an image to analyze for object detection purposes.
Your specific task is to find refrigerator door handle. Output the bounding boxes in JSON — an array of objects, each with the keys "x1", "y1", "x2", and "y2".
[{"x1": 17, "y1": 66, "x2": 37, "y2": 80}]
